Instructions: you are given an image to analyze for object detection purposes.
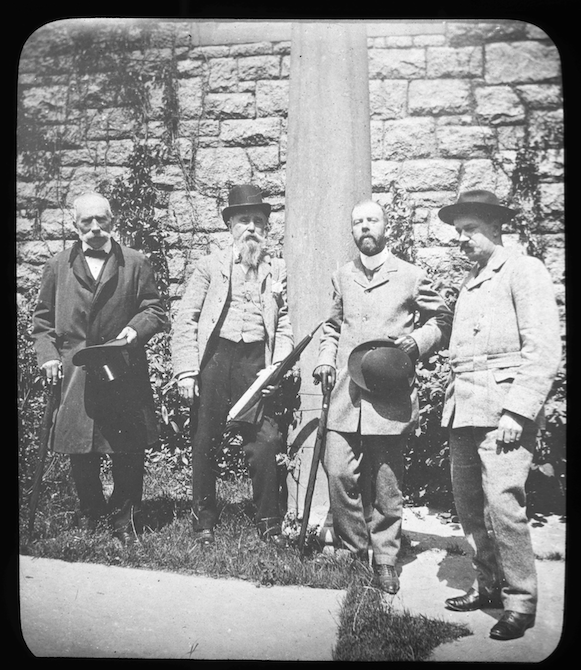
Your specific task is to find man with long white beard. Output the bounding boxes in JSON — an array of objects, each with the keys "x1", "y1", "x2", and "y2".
[{"x1": 171, "y1": 185, "x2": 294, "y2": 547}]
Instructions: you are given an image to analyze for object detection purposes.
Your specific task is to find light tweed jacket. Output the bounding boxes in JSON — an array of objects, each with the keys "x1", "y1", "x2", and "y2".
[
  {"x1": 441, "y1": 245, "x2": 562, "y2": 429},
  {"x1": 171, "y1": 245, "x2": 294, "y2": 377},
  {"x1": 317, "y1": 252, "x2": 452, "y2": 435}
]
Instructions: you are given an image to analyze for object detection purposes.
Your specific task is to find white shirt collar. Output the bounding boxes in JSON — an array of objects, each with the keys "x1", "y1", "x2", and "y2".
[
  {"x1": 82, "y1": 239, "x2": 112, "y2": 255},
  {"x1": 360, "y1": 246, "x2": 389, "y2": 271}
]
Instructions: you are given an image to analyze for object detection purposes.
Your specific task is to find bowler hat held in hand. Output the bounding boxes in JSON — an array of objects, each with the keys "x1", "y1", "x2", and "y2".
[
  {"x1": 348, "y1": 338, "x2": 414, "y2": 396},
  {"x1": 72, "y1": 338, "x2": 130, "y2": 383},
  {"x1": 221, "y1": 184, "x2": 272, "y2": 223}
]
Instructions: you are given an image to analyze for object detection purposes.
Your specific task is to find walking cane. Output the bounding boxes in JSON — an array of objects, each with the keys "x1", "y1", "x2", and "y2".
[
  {"x1": 28, "y1": 381, "x2": 59, "y2": 536},
  {"x1": 298, "y1": 388, "x2": 331, "y2": 555}
]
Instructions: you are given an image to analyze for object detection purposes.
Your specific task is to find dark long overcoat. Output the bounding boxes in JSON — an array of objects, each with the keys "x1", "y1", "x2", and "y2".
[{"x1": 32, "y1": 239, "x2": 167, "y2": 454}]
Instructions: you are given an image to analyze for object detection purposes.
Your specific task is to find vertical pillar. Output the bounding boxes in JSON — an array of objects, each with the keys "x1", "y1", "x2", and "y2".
[{"x1": 283, "y1": 22, "x2": 372, "y2": 530}]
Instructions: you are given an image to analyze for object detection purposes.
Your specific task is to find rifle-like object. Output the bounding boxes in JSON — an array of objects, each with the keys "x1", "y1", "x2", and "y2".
[
  {"x1": 28, "y1": 382, "x2": 59, "y2": 536},
  {"x1": 298, "y1": 387, "x2": 331, "y2": 555},
  {"x1": 227, "y1": 321, "x2": 324, "y2": 425}
]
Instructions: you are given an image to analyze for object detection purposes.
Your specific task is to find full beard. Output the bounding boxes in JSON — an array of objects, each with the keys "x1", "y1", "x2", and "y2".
[{"x1": 238, "y1": 236, "x2": 267, "y2": 269}]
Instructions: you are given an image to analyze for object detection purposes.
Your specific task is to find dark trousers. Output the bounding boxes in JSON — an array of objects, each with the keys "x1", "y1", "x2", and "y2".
[
  {"x1": 191, "y1": 338, "x2": 284, "y2": 531},
  {"x1": 69, "y1": 452, "x2": 145, "y2": 529}
]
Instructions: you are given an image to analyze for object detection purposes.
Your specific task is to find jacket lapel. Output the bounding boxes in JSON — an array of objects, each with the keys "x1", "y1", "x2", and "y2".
[
  {"x1": 465, "y1": 246, "x2": 511, "y2": 290},
  {"x1": 69, "y1": 242, "x2": 95, "y2": 292},
  {"x1": 90, "y1": 240, "x2": 124, "y2": 316},
  {"x1": 351, "y1": 252, "x2": 398, "y2": 290}
]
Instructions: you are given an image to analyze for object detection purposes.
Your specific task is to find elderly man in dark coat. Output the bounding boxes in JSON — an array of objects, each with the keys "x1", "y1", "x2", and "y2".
[
  {"x1": 438, "y1": 190, "x2": 562, "y2": 641},
  {"x1": 313, "y1": 199, "x2": 452, "y2": 594},
  {"x1": 32, "y1": 192, "x2": 167, "y2": 544}
]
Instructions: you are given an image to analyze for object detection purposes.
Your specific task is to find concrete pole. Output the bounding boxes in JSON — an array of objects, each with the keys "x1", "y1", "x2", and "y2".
[{"x1": 283, "y1": 22, "x2": 372, "y2": 532}]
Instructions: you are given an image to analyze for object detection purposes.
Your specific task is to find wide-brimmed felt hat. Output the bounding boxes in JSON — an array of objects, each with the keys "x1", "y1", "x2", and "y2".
[
  {"x1": 438, "y1": 190, "x2": 518, "y2": 225},
  {"x1": 348, "y1": 338, "x2": 414, "y2": 396},
  {"x1": 72, "y1": 338, "x2": 130, "y2": 383},
  {"x1": 221, "y1": 184, "x2": 272, "y2": 223}
]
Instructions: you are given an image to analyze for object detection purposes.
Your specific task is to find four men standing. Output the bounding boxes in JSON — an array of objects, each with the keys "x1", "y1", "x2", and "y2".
[{"x1": 30, "y1": 184, "x2": 562, "y2": 641}]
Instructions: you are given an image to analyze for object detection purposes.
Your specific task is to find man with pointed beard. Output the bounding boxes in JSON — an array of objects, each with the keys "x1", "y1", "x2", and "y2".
[{"x1": 171, "y1": 185, "x2": 294, "y2": 547}]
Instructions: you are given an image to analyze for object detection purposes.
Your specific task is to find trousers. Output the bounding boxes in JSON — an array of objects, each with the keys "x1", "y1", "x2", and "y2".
[
  {"x1": 69, "y1": 452, "x2": 145, "y2": 528},
  {"x1": 191, "y1": 338, "x2": 284, "y2": 531},
  {"x1": 449, "y1": 426, "x2": 537, "y2": 614},
  {"x1": 323, "y1": 430, "x2": 406, "y2": 566}
]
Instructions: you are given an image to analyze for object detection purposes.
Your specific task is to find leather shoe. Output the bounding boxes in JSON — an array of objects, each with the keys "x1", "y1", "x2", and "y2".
[
  {"x1": 193, "y1": 528, "x2": 215, "y2": 546},
  {"x1": 445, "y1": 587, "x2": 502, "y2": 612},
  {"x1": 375, "y1": 565, "x2": 400, "y2": 594},
  {"x1": 490, "y1": 611, "x2": 535, "y2": 640}
]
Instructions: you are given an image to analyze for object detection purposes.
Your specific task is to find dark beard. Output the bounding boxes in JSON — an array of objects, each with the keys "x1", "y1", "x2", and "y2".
[{"x1": 238, "y1": 237, "x2": 266, "y2": 269}]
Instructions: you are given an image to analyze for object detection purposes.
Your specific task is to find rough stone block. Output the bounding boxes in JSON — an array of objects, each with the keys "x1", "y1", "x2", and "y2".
[
  {"x1": 383, "y1": 118, "x2": 437, "y2": 160},
  {"x1": 398, "y1": 159, "x2": 461, "y2": 191},
  {"x1": 252, "y1": 170, "x2": 286, "y2": 196},
  {"x1": 20, "y1": 85, "x2": 69, "y2": 122},
  {"x1": 246, "y1": 146, "x2": 280, "y2": 171},
  {"x1": 384, "y1": 36, "x2": 413, "y2": 48},
  {"x1": 496, "y1": 126, "x2": 526, "y2": 150},
  {"x1": 539, "y1": 182, "x2": 564, "y2": 217},
  {"x1": 177, "y1": 58, "x2": 206, "y2": 77},
  {"x1": 205, "y1": 92, "x2": 255, "y2": 119},
  {"x1": 485, "y1": 42, "x2": 561, "y2": 84},
  {"x1": 528, "y1": 109, "x2": 564, "y2": 148},
  {"x1": 410, "y1": 191, "x2": 459, "y2": 208},
  {"x1": 151, "y1": 165, "x2": 186, "y2": 190},
  {"x1": 168, "y1": 190, "x2": 221, "y2": 232},
  {"x1": 542, "y1": 245, "x2": 565, "y2": 284},
  {"x1": 409, "y1": 79, "x2": 471, "y2": 115},
  {"x1": 16, "y1": 217, "x2": 35, "y2": 240},
  {"x1": 413, "y1": 35, "x2": 446, "y2": 47},
  {"x1": 17, "y1": 263, "x2": 43, "y2": 293},
  {"x1": 83, "y1": 108, "x2": 138, "y2": 140},
  {"x1": 474, "y1": 86, "x2": 525, "y2": 125},
  {"x1": 458, "y1": 159, "x2": 513, "y2": 198},
  {"x1": 177, "y1": 77, "x2": 204, "y2": 119},
  {"x1": 193, "y1": 45, "x2": 230, "y2": 58},
  {"x1": 427, "y1": 46, "x2": 483, "y2": 78},
  {"x1": 371, "y1": 160, "x2": 401, "y2": 191},
  {"x1": 437, "y1": 125, "x2": 496, "y2": 158},
  {"x1": 39, "y1": 208, "x2": 76, "y2": 239},
  {"x1": 447, "y1": 20, "x2": 526, "y2": 47},
  {"x1": 369, "y1": 79, "x2": 407, "y2": 119},
  {"x1": 208, "y1": 58, "x2": 238, "y2": 91},
  {"x1": 370, "y1": 120, "x2": 384, "y2": 160},
  {"x1": 368, "y1": 48, "x2": 426, "y2": 79},
  {"x1": 280, "y1": 55, "x2": 291, "y2": 78},
  {"x1": 220, "y1": 118, "x2": 281, "y2": 146},
  {"x1": 256, "y1": 79, "x2": 289, "y2": 117},
  {"x1": 516, "y1": 84, "x2": 562, "y2": 109},
  {"x1": 230, "y1": 42, "x2": 273, "y2": 56},
  {"x1": 272, "y1": 41, "x2": 291, "y2": 55},
  {"x1": 194, "y1": 147, "x2": 252, "y2": 194},
  {"x1": 17, "y1": 240, "x2": 65, "y2": 265},
  {"x1": 538, "y1": 149, "x2": 564, "y2": 181},
  {"x1": 238, "y1": 55, "x2": 280, "y2": 80}
]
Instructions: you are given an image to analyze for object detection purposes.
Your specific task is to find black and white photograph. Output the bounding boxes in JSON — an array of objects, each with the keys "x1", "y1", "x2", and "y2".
[{"x1": 16, "y1": 16, "x2": 568, "y2": 661}]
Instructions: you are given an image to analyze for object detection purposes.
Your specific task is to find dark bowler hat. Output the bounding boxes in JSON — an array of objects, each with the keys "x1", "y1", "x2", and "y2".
[
  {"x1": 348, "y1": 338, "x2": 414, "y2": 396},
  {"x1": 438, "y1": 190, "x2": 518, "y2": 225},
  {"x1": 221, "y1": 184, "x2": 272, "y2": 223},
  {"x1": 72, "y1": 338, "x2": 130, "y2": 383}
]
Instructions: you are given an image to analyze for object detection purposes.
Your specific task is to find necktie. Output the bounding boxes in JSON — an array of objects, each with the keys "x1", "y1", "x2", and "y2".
[{"x1": 85, "y1": 248, "x2": 108, "y2": 259}]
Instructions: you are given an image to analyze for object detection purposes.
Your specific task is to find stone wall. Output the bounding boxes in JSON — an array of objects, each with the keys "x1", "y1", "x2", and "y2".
[{"x1": 17, "y1": 19, "x2": 565, "y2": 316}]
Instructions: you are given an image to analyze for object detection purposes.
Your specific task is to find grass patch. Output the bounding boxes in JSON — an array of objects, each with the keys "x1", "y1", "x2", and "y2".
[{"x1": 334, "y1": 584, "x2": 472, "y2": 661}]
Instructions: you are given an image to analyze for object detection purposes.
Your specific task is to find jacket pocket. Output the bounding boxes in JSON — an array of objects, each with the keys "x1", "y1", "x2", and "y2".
[{"x1": 492, "y1": 368, "x2": 516, "y2": 383}]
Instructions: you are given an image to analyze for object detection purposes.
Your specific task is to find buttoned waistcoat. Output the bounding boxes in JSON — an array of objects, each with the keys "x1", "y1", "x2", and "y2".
[
  {"x1": 171, "y1": 246, "x2": 294, "y2": 377},
  {"x1": 31, "y1": 240, "x2": 168, "y2": 454},
  {"x1": 441, "y1": 246, "x2": 562, "y2": 429},
  {"x1": 317, "y1": 252, "x2": 452, "y2": 435}
]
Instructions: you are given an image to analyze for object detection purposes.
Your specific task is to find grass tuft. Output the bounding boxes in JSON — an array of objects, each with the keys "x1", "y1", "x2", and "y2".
[{"x1": 334, "y1": 583, "x2": 472, "y2": 661}]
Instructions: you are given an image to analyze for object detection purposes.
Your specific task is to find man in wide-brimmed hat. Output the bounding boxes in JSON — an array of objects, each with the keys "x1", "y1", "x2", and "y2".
[
  {"x1": 171, "y1": 184, "x2": 294, "y2": 547},
  {"x1": 438, "y1": 190, "x2": 562, "y2": 640},
  {"x1": 313, "y1": 199, "x2": 452, "y2": 593},
  {"x1": 32, "y1": 192, "x2": 168, "y2": 545}
]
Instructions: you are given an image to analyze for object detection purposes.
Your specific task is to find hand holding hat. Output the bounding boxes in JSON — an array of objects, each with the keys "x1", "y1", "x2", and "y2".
[{"x1": 348, "y1": 338, "x2": 415, "y2": 396}]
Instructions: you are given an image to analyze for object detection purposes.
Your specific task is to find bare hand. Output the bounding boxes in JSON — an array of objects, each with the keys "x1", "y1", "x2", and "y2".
[
  {"x1": 41, "y1": 359, "x2": 62, "y2": 385},
  {"x1": 496, "y1": 411, "x2": 526, "y2": 450},
  {"x1": 117, "y1": 326, "x2": 137, "y2": 345},
  {"x1": 259, "y1": 364, "x2": 279, "y2": 397},
  {"x1": 177, "y1": 376, "x2": 199, "y2": 404},
  {"x1": 313, "y1": 365, "x2": 336, "y2": 395},
  {"x1": 393, "y1": 335, "x2": 419, "y2": 362}
]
